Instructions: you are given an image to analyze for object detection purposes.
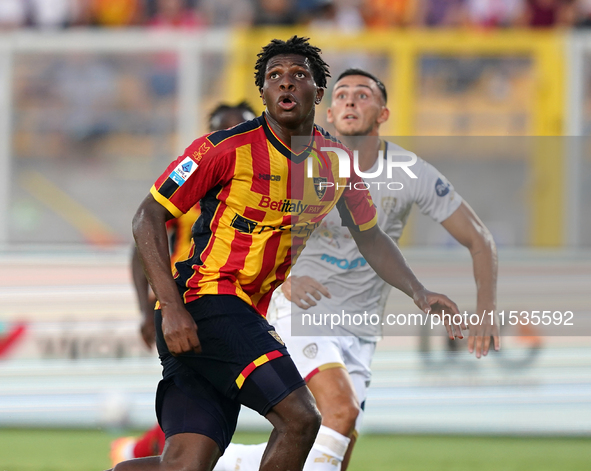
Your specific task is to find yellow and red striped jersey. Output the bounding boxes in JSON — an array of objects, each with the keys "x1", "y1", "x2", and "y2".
[{"x1": 150, "y1": 114, "x2": 377, "y2": 315}]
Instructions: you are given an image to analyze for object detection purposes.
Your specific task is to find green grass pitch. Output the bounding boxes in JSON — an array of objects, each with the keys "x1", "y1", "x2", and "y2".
[{"x1": 0, "y1": 429, "x2": 589, "y2": 471}]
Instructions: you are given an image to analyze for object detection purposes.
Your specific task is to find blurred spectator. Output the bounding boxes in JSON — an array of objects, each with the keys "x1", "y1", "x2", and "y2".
[
  {"x1": 576, "y1": 0, "x2": 591, "y2": 26},
  {"x1": 2, "y1": 0, "x2": 589, "y2": 31},
  {"x1": 297, "y1": 0, "x2": 323, "y2": 14},
  {"x1": 362, "y1": 0, "x2": 416, "y2": 28},
  {"x1": 520, "y1": 0, "x2": 575, "y2": 27},
  {"x1": 308, "y1": 0, "x2": 365, "y2": 31},
  {"x1": 29, "y1": 0, "x2": 75, "y2": 29},
  {"x1": 69, "y1": 0, "x2": 95, "y2": 26},
  {"x1": 91, "y1": 0, "x2": 144, "y2": 27},
  {"x1": 148, "y1": 0, "x2": 205, "y2": 29},
  {"x1": 53, "y1": 56, "x2": 118, "y2": 146},
  {"x1": 332, "y1": 0, "x2": 365, "y2": 30},
  {"x1": 465, "y1": 0, "x2": 524, "y2": 28},
  {"x1": 0, "y1": 0, "x2": 27, "y2": 30},
  {"x1": 416, "y1": 0, "x2": 467, "y2": 27},
  {"x1": 254, "y1": 0, "x2": 299, "y2": 25},
  {"x1": 199, "y1": 0, "x2": 254, "y2": 26}
]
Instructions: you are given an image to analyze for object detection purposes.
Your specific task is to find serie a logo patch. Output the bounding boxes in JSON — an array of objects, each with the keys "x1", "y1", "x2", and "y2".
[{"x1": 169, "y1": 157, "x2": 198, "y2": 187}]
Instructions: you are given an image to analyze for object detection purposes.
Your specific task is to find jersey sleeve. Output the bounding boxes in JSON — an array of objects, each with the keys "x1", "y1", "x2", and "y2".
[
  {"x1": 335, "y1": 166, "x2": 378, "y2": 232},
  {"x1": 413, "y1": 159, "x2": 463, "y2": 223},
  {"x1": 150, "y1": 135, "x2": 234, "y2": 217}
]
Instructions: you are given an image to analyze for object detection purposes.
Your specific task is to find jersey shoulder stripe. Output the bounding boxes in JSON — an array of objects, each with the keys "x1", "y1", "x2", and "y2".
[
  {"x1": 206, "y1": 115, "x2": 264, "y2": 147},
  {"x1": 314, "y1": 124, "x2": 343, "y2": 146}
]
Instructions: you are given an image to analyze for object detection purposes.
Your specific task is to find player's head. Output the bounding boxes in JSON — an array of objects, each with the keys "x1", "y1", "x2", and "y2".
[
  {"x1": 327, "y1": 68, "x2": 389, "y2": 137},
  {"x1": 255, "y1": 36, "x2": 330, "y2": 127},
  {"x1": 208, "y1": 101, "x2": 256, "y2": 132}
]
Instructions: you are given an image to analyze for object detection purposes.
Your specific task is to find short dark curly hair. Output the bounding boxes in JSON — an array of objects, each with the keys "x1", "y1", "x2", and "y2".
[
  {"x1": 254, "y1": 36, "x2": 330, "y2": 90},
  {"x1": 208, "y1": 101, "x2": 256, "y2": 131}
]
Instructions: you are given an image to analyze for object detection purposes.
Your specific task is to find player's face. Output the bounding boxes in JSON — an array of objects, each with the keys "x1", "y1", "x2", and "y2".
[
  {"x1": 261, "y1": 54, "x2": 324, "y2": 128},
  {"x1": 327, "y1": 75, "x2": 389, "y2": 136}
]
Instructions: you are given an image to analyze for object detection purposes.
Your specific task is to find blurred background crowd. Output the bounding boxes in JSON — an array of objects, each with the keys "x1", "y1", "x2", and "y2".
[
  {"x1": 1, "y1": 0, "x2": 589, "y2": 249},
  {"x1": 2, "y1": 0, "x2": 591, "y2": 32}
]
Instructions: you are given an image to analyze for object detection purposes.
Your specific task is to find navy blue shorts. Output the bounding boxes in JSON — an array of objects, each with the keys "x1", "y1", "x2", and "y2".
[{"x1": 155, "y1": 294, "x2": 305, "y2": 452}]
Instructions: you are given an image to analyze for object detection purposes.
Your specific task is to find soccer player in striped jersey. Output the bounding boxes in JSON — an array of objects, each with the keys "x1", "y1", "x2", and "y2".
[
  {"x1": 110, "y1": 102, "x2": 256, "y2": 467},
  {"x1": 214, "y1": 69, "x2": 498, "y2": 471},
  {"x1": 110, "y1": 37, "x2": 460, "y2": 471}
]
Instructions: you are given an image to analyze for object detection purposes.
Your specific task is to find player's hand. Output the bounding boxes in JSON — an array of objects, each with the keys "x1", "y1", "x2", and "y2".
[
  {"x1": 160, "y1": 305, "x2": 201, "y2": 356},
  {"x1": 413, "y1": 289, "x2": 464, "y2": 340},
  {"x1": 468, "y1": 309, "x2": 500, "y2": 359},
  {"x1": 283, "y1": 275, "x2": 331, "y2": 309},
  {"x1": 140, "y1": 311, "x2": 156, "y2": 350}
]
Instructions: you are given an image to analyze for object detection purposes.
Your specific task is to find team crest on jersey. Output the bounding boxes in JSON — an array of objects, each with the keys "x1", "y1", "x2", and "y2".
[
  {"x1": 169, "y1": 157, "x2": 198, "y2": 187},
  {"x1": 381, "y1": 197, "x2": 397, "y2": 215},
  {"x1": 435, "y1": 178, "x2": 450, "y2": 197},
  {"x1": 313, "y1": 177, "x2": 328, "y2": 199},
  {"x1": 268, "y1": 330, "x2": 285, "y2": 346},
  {"x1": 303, "y1": 343, "x2": 318, "y2": 359}
]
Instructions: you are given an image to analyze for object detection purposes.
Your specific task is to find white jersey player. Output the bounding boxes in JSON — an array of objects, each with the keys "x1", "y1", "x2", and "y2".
[
  {"x1": 215, "y1": 69, "x2": 499, "y2": 471},
  {"x1": 284, "y1": 139, "x2": 462, "y2": 339}
]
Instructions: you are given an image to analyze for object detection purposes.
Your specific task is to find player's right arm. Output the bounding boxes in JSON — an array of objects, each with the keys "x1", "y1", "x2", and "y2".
[
  {"x1": 134, "y1": 132, "x2": 234, "y2": 355},
  {"x1": 335, "y1": 162, "x2": 463, "y2": 340},
  {"x1": 349, "y1": 223, "x2": 464, "y2": 340},
  {"x1": 132, "y1": 195, "x2": 201, "y2": 355}
]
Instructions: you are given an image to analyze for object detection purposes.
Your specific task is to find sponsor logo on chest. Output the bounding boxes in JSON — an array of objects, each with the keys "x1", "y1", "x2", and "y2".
[{"x1": 258, "y1": 196, "x2": 323, "y2": 215}]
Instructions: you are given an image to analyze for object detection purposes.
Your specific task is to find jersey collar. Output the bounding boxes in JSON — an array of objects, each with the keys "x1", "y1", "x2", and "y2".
[{"x1": 262, "y1": 113, "x2": 315, "y2": 164}]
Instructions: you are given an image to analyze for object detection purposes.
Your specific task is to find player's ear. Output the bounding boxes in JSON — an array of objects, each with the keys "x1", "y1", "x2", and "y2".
[
  {"x1": 315, "y1": 88, "x2": 325, "y2": 105},
  {"x1": 326, "y1": 106, "x2": 334, "y2": 123},
  {"x1": 377, "y1": 106, "x2": 390, "y2": 125},
  {"x1": 260, "y1": 88, "x2": 266, "y2": 106}
]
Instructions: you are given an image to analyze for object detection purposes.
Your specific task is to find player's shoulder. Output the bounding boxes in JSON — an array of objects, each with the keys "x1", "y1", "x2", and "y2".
[
  {"x1": 382, "y1": 139, "x2": 430, "y2": 180},
  {"x1": 313, "y1": 124, "x2": 347, "y2": 150},
  {"x1": 181, "y1": 115, "x2": 264, "y2": 162},
  {"x1": 205, "y1": 114, "x2": 265, "y2": 150},
  {"x1": 382, "y1": 140, "x2": 458, "y2": 202},
  {"x1": 383, "y1": 140, "x2": 435, "y2": 176},
  {"x1": 176, "y1": 116, "x2": 264, "y2": 171}
]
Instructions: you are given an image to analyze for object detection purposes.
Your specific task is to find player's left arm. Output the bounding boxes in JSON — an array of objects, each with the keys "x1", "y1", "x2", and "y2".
[
  {"x1": 440, "y1": 201, "x2": 500, "y2": 358},
  {"x1": 350, "y1": 224, "x2": 464, "y2": 340}
]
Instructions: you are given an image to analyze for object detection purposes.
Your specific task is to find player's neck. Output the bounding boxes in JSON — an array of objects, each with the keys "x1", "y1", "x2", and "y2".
[{"x1": 265, "y1": 111, "x2": 316, "y2": 154}]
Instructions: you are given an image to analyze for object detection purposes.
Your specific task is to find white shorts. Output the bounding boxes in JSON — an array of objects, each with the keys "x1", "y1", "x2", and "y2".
[{"x1": 269, "y1": 292, "x2": 376, "y2": 430}]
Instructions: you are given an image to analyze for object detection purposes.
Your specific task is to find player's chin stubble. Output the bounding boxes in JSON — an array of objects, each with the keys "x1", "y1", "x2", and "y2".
[{"x1": 338, "y1": 122, "x2": 374, "y2": 137}]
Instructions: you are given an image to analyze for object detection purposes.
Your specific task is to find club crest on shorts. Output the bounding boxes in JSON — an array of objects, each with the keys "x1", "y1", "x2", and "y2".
[
  {"x1": 313, "y1": 177, "x2": 327, "y2": 199},
  {"x1": 303, "y1": 343, "x2": 318, "y2": 359},
  {"x1": 268, "y1": 330, "x2": 284, "y2": 346}
]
